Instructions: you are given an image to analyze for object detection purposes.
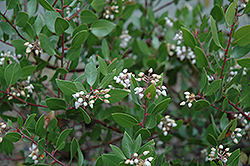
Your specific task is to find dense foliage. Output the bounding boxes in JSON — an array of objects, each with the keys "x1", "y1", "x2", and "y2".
[{"x1": 0, "y1": 0, "x2": 250, "y2": 165}]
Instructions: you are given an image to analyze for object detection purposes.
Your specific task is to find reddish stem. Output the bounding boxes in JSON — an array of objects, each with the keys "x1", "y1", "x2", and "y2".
[
  {"x1": 52, "y1": 0, "x2": 58, "y2": 7},
  {"x1": 142, "y1": 101, "x2": 148, "y2": 128},
  {"x1": 0, "y1": 13, "x2": 26, "y2": 41},
  {"x1": 227, "y1": 99, "x2": 250, "y2": 121},
  {"x1": 153, "y1": 1, "x2": 174, "y2": 13},
  {"x1": 67, "y1": 2, "x2": 89, "y2": 21}
]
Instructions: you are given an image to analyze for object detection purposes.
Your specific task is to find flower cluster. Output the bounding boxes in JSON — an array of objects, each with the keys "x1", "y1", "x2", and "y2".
[
  {"x1": 207, "y1": 145, "x2": 231, "y2": 163},
  {"x1": 234, "y1": 112, "x2": 249, "y2": 128},
  {"x1": 0, "y1": 122, "x2": 11, "y2": 143},
  {"x1": 164, "y1": 17, "x2": 173, "y2": 27},
  {"x1": 119, "y1": 30, "x2": 132, "y2": 49},
  {"x1": 180, "y1": 91, "x2": 196, "y2": 108},
  {"x1": 0, "y1": 51, "x2": 22, "y2": 66},
  {"x1": 231, "y1": 128, "x2": 243, "y2": 144},
  {"x1": 28, "y1": 143, "x2": 45, "y2": 164},
  {"x1": 134, "y1": 68, "x2": 167, "y2": 99},
  {"x1": 157, "y1": 115, "x2": 177, "y2": 136},
  {"x1": 114, "y1": 69, "x2": 134, "y2": 89},
  {"x1": 24, "y1": 41, "x2": 43, "y2": 55},
  {"x1": 124, "y1": 151, "x2": 153, "y2": 166},
  {"x1": 73, "y1": 89, "x2": 111, "y2": 109},
  {"x1": 227, "y1": 63, "x2": 247, "y2": 82},
  {"x1": 103, "y1": 1, "x2": 119, "y2": 20},
  {"x1": 8, "y1": 76, "x2": 34, "y2": 100}
]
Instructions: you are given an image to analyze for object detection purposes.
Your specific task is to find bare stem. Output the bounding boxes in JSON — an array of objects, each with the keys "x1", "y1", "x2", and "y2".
[
  {"x1": 153, "y1": 1, "x2": 174, "y2": 13},
  {"x1": 142, "y1": 101, "x2": 148, "y2": 128},
  {"x1": 227, "y1": 98, "x2": 250, "y2": 121},
  {"x1": 67, "y1": 2, "x2": 89, "y2": 21}
]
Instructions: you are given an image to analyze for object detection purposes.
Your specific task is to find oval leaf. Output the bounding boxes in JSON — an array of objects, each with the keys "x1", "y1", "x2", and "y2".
[{"x1": 112, "y1": 113, "x2": 138, "y2": 128}]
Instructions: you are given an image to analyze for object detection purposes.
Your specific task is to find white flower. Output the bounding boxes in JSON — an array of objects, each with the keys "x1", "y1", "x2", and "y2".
[
  {"x1": 125, "y1": 159, "x2": 130, "y2": 164},
  {"x1": 236, "y1": 133, "x2": 242, "y2": 137},
  {"x1": 172, "y1": 123, "x2": 177, "y2": 127},
  {"x1": 161, "y1": 90, "x2": 167, "y2": 96},
  {"x1": 32, "y1": 155, "x2": 37, "y2": 160},
  {"x1": 34, "y1": 160, "x2": 38, "y2": 164},
  {"x1": 79, "y1": 91, "x2": 84, "y2": 95},
  {"x1": 129, "y1": 160, "x2": 134, "y2": 165},
  {"x1": 147, "y1": 157, "x2": 154, "y2": 162},
  {"x1": 78, "y1": 98, "x2": 83, "y2": 103},
  {"x1": 143, "y1": 161, "x2": 151, "y2": 166},
  {"x1": 104, "y1": 94, "x2": 111, "y2": 98},
  {"x1": 233, "y1": 138, "x2": 238, "y2": 144},
  {"x1": 163, "y1": 131, "x2": 168, "y2": 136},
  {"x1": 103, "y1": 99, "x2": 110, "y2": 103},
  {"x1": 83, "y1": 102, "x2": 88, "y2": 107},
  {"x1": 162, "y1": 86, "x2": 167, "y2": 90},
  {"x1": 75, "y1": 102, "x2": 81, "y2": 109},
  {"x1": 123, "y1": 69, "x2": 128, "y2": 73},
  {"x1": 180, "y1": 101, "x2": 186, "y2": 106},
  {"x1": 222, "y1": 158, "x2": 227, "y2": 163},
  {"x1": 134, "y1": 158, "x2": 139, "y2": 164},
  {"x1": 184, "y1": 91, "x2": 190, "y2": 96},
  {"x1": 219, "y1": 145, "x2": 223, "y2": 149},
  {"x1": 148, "y1": 68, "x2": 153, "y2": 73},
  {"x1": 143, "y1": 150, "x2": 150, "y2": 156},
  {"x1": 188, "y1": 102, "x2": 192, "y2": 108},
  {"x1": 139, "y1": 93, "x2": 144, "y2": 99}
]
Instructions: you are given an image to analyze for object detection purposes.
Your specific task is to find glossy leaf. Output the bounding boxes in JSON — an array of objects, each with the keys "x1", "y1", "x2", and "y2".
[
  {"x1": 194, "y1": 100, "x2": 210, "y2": 111},
  {"x1": 108, "y1": 89, "x2": 130, "y2": 103},
  {"x1": 210, "y1": 15, "x2": 221, "y2": 47},
  {"x1": 56, "y1": 79, "x2": 77, "y2": 96},
  {"x1": 38, "y1": 138, "x2": 45, "y2": 154},
  {"x1": 231, "y1": 43, "x2": 250, "y2": 59},
  {"x1": 55, "y1": 17, "x2": 69, "y2": 36},
  {"x1": 225, "y1": 0, "x2": 237, "y2": 26},
  {"x1": 151, "y1": 98, "x2": 170, "y2": 114},
  {"x1": 90, "y1": 0, "x2": 107, "y2": 13},
  {"x1": 217, "y1": 118, "x2": 237, "y2": 140},
  {"x1": 110, "y1": 144, "x2": 126, "y2": 160},
  {"x1": 70, "y1": 137, "x2": 78, "y2": 163},
  {"x1": 102, "y1": 39, "x2": 110, "y2": 59},
  {"x1": 56, "y1": 129, "x2": 72, "y2": 150},
  {"x1": 195, "y1": 46, "x2": 208, "y2": 68},
  {"x1": 4, "y1": 63, "x2": 21, "y2": 86},
  {"x1": 79, "y1": 107, "x2": 91, "y2": 124},
  {"x1": 122, "y1": 132, "x2": 134, "y2": 158},
  {"x1": 23, "y1": 114, "x2": 36, "y2": 128},
  {"x1": 204, "y1": 79, "x2": 221, "y2": 96},
  {"x1": 4, "y1": 132, "x2": 21, "y2": 142},
  {"x1": 80, "y1": 10, "x2": 98, "y2": 24},
  {"x1": 207, "y1": 133, "x2": 218, "y2": 146},
  {"x1": 85, "y1": 58, "x2": 97, "y2": 86},
  {"x1": 112, "y1": 113, "x2": 138, "y2": 128},
  {"x1": 16, "y1": 11, "x2": 29, "y2": 27},
  {"x1": 21, "y1": 66, "x2": 37, "y2": 78},
  {"x1": 143, "y1": 84, "x2": 156, "y2": 100},
  {"x1": 37, "y1": 0, "x2": 55, "y2": 11},
  {"x1": 45, "y1": 98, "x2": 67, "y2": 110},
  {"x1": 134, "y1": 128, "x2": 151, "y2": 140},
  {"x1": 181, "y1": 27, "x2": 196, "y2": 49},
  {"x1": 237, "y1": 58, "x2": 250, "y2": 68},
  {"x1": 90, "y1": 19, "x2": 116, "y2": 37},
  {"x1": 39, "y1": 33, "x2": 56, "y2": 56},
  {"x1": 234, "y1": 25, "x2": 250, "y2": 46}
]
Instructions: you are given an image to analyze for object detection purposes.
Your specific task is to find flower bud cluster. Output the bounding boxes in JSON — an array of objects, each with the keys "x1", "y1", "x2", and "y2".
[
  {"x1": 72, "y1": 89, "x2": 111, "y2": 109},
  {"x1": 119, "y1": 30, "x2": 132, "y2": 49},
  {"x1": 234, "y1": 112, "x2": 250, "y2": 128},
  {"x1": 227, "y1": 64, "x2": 247, "y2": 82},
  {"x1": 207, "y1": 145, "x2": 231, "y2": 163},
  {"x1": 28, "y1": 143, "x2": 45, "y2": 164},
  {"x1": 158, "y1": 115, "x2": 177, "y2": 136},
  {"x1": 0, "y1": 122, "x2": 11, "y2": 142},
  {"x1": 180, "y1": 91, "x2": 196, "y2": 108},
  {"x1": 103, "y1": 0, "x2": 119, "y2": 20},
  {"x1": 124, "y1": 151, "x2": 153, "y2": 166},
  {"x1": 231, "y1": 128, "x2": 243, "y2": 144},
  {"x1": 8, "y1": 76, "x2": 34, "y2": 100},
  {"x1": 24, "y1": 41, "x2": 43, "y2": 56},
  {"x1": 0, "y1": 51, "x2": 22, "y2": 66},
  {"x1": 164, "y1": 17, "x2": 173, "y2": 27},
  {"x1": 167, "y1": 43, "x2": 196, "y2": 64},
  {"x1": 134, "y1": 68, "x2": 167, "y2": 100},
  {"x1": 114, "y1": 69, "x2": 134, "y2": 89}
]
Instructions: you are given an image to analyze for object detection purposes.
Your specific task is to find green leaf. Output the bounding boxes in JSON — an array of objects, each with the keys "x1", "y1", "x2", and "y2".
[
  {"x1": 0, "y1": 21, "x2": 15, "y2": 35},
  {"x1": 102, "y1": 154, "x2": 121, "y2": 166},
  {"x1": 217, "y1": 118, "x2": 237, "y2": 140},
  {"x1": 85, "y1": 58, "x2": 97, "y2": 86},
  {"x1": 34, "y1": 14, "x2": 45, "y2": 35},
  {"x1": 55, "y1": 17, "x2": 69, "y2": 36},
  {"x1": 4, "y1": 132, "x2": 21, "y2": 142},
  {"x1": 112, "y1": 113, "x2": 138, "y2": 128},
  {"x1": 108, "y1": 89, "x2": 130, "y2": 103},
  {"x1": 239, "y1": 84, "x2": 250, "y2": 106},
  {"x1": 11, "y1": 39, "x2": 26, "y2": 54},
  {"x1": 231, "y1": 43, "x2": 250, "y2": 59},
  {"x1": 45, "y1": 11, "x2": 61, "y2": 33},
  {"x1": 66, "y1": 45, "x2": 82, "y2": 61},
  {"x1": 45, "y1": 98, "x2": 67, "y2": 110},
  {"x1": 37, "y1": 0, "x2": 55, "y2": 11},
  {"x1": 70, "y1": 137, "x2": 78, "y2": 163},
  {"x1": 204, "y1": 79, "x2": 222, "y2": 96},
  {"x1": 210, "y1": 15, "x2": 222, "y2": 47},
  {"x1": 225, "y1": 0, "x2": 237, "y2": 26},
  {"x1": 210, "y1": 4, "x2": 223, "y2": 22},
  {"x1": 79, "y1": 107, "x2": 91, "y2": 124},
  {"x1": 23, "y1": 114, "x2": 36, "y2": 128},
  {"x1": 99, "y1": 71, "x2": 116, "y2": 89},
  {"x1": 133, "y1": 134, "x2": 142, "y2": 153},
  {"x1": 227, "y1": 148, "x2": 240, "y2": 165},
  {"x1": 200, "y1": 68, "x2": 208, "y2": 92},
  {"x1": 56, "y1": 129, "x2": 72, "y2": 150},
  {"x1": 122, "y1": 132, "x2": 134, "y2": 158},
  {"x1": 102, "y1": 39, "x2": 110, "y2": 59},
  {"x1": 78, "y1": 148, "x2": 84, "y2": 166},
  {"x1": 91, "y1": 0, "x2": 107, "y2": 13},
  {"x1": 21, "y1": 66, "x2": 37, "y2": 78},
  {"x1": 6, "y1": 0, "x2": 18, "y2": 9},
  {"x1": 38, "y1": 138, "x2": 45, "y2": 154},
  {"x1": 98, "y1": 56, "x2": 108, "y2": 75},
  {"x1": 2, "y1": 138, "x2": 14, "y2": 155},
  {"x1": 56, "y1": 79, "x2": 77, "y2": 96},
  {"x1": 71, "y1": 30, "x2": 88, "y2": 48},
  {"x1": 137, "y1": 39, "x2": 151, "y2": 56},
  {"x1": 4, "y1": 63, "x2": 21, "y2": 86},
  {"x1": 134, "y1": 128, "x2": 151, "y2": 140},
  {"x1": 180, "y1": 27, "x2": 196, "y2": 49},
  {"x1": 234, "y1": 25, "x2": 250, "y2": 46},
  {"x1": 17, "y1": 116, "x2": 23, "y2": 127},
  {"x1": 110, "y1": 144, "x2": 126, "y2": 160},
  {"x1": 16, "y1": 11, "x2": 29, "y2": 27},
  {"x1": 90, "y1": 19, "x2": 116, "y2": 37},
  {"x1": 244, "y1": 0, "x2": 250, "y2": 14},
  {"x1": 195, "y1": 46, "x2": 208, "y2": 68},
  {"x1": 151, "y1": 98, "x2": 170, "y2": 114},
  {"x1": 23, "y1": 22, "x2": 36, "y2": 39},
  {"x1": 194, "y1": 100, "x2": 210, "y2": 110},
  {"x1": 80, "y1": 10, "x2": 98, "y2": 24},
  {"x1": 206, "y1": 133, "x2": 218, "y2": 146},
  {"x1": 237, "y1": 58, "x2": 250, "y2": 68},
  {"x1": 35, "y1": 115, "x2": 45, "y2": 137},
  {"x1": 39, "y1": 33, "x2": 56, "y2": 56},
  {"x1": 143, "y1": 84, "x2": 156, "y2": 100}
]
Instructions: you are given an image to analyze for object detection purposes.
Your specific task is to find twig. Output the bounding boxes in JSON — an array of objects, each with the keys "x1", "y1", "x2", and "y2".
[
  {"x1": 153, "y1": 1, "x2": 174, "y2": 13},
  {"x1": 0, "y1": 39, "x2": 13, "y2": 46},
  {"x1": 17, "y1": 129, "x2": 66, "y2": 166},
  {"x1": 0, "y1": 13, "x2": 26, "y2": 41},
  {"x1": 227, "y1": 98, "x2": 250, "y2": 121},
  {"x1": 33, "y1": 74, "x2": 58, "y2": 97},
  {"x1": 93, "y1": 118, "x2": 122, "y2": 133},
  {"x1": 67, "y1": 2, "x2": 89, "y2": 21},
  {"x1": 0, "y1": 89, "x2": 48, "y2": 108},
  {"x1": 7, "y1": 102, "x2": 27, "y2": 120}
]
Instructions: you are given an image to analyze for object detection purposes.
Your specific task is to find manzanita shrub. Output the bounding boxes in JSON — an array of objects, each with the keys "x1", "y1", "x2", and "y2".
[{"x1": 0, "y1": 0, "x2": 250, "y2": 165}]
